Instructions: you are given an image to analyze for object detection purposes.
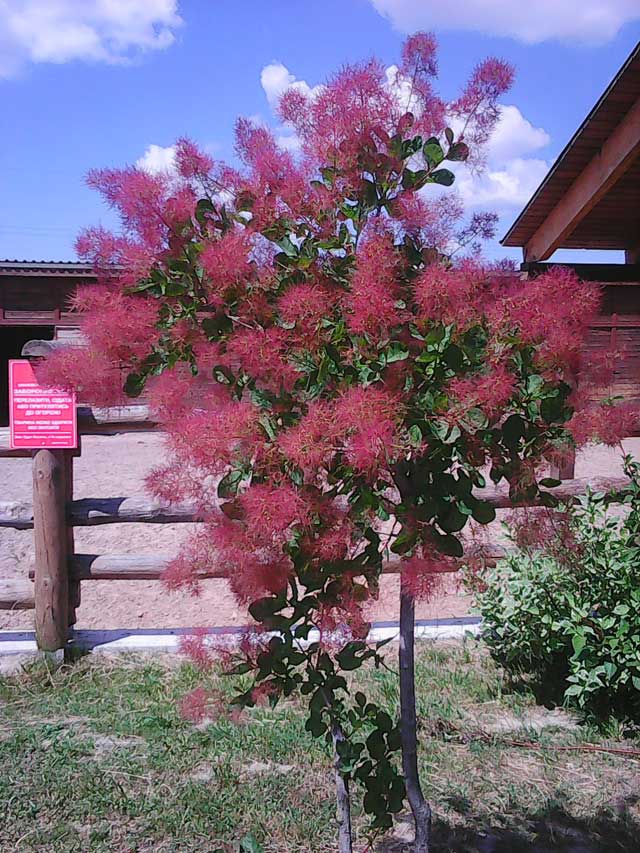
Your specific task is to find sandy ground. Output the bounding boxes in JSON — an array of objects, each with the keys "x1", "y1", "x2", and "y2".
[{"x1": 2, "y1": 433, "x2": 638, "y2": 632}]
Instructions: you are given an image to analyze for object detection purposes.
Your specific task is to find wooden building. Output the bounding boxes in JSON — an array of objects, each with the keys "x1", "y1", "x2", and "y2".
[
  {"x1": 0, "y1": 261, "x2": 95, "y2": 424},
  {"x1": 502, "y1": 42, "x2": 640, "y2": 406}
]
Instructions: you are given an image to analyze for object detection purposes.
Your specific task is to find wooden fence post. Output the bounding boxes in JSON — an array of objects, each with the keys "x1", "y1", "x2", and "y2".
[
  {"x1": 550, "y1": 447, "x2": 576, "y2": 481},
  {"x1": 33, "y1": 448, "x2": 69, "y2": 651}
]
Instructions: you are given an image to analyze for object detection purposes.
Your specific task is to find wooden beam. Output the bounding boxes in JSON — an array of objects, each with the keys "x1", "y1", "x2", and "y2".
[
  {"x1": 43, "y1": 548, "x2": 507, "y2": 582},
  {"x1": 76, "y1": 405, "x2": 157, "y2": 434},
  {"x1": 0, "y1": 476, "x2": 630, "y2": 531},
  {"x1": 0, "y1": 500, "x2": 34, "y2": 529},
  {"x1": 524, "y1": 96, "x2": 640, "y2": 262},
  {"x1": 0, "y1": 406, "x2": 155, "y2": 456},
  {"x1": 0, "y1": 435, "x2": 32, "y2": 458},
  {"x1": 69, "y1": 553, "x2": 224, "y2": 580},
  {"x1": 70, "y1": 496, "x2": 200, "y2": 526},
  {"x1": 0, "y1": 578, "x2": 35, "y2": 610},
  {"x1": 521, "y1": 262, "x2": 640, "y2": 282},
  {"x1": 64, "y1": 477, "x2": 633, "y2": 521}
]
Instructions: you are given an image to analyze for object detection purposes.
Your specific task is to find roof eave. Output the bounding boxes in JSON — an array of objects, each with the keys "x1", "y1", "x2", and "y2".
[{"x1": 500, "y1": 41, "x2": 640, "y2": 248}]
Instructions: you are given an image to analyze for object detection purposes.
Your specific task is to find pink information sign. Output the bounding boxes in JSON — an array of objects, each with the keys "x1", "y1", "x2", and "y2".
[{"x1": 9, "y1": 360, "x2": 77, "y2": 449}]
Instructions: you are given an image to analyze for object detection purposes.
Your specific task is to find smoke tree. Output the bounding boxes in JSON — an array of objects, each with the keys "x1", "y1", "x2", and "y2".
[{"x1": 40, "y1": 33, "x2": 625, "y2": 851}]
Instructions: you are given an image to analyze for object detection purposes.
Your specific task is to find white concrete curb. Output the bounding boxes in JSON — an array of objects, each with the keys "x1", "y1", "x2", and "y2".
[{"x1": 0, "y1": 618, "x2": 481, "y2": 660}]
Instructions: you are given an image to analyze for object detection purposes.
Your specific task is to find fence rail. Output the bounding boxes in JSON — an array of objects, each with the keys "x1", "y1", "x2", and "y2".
[
  {"x1": 0, "y1": 399, "x2": 635, "y2": 650},
  {"x1": 0, "y1": 474, "x2": 629, "y2": 531}
]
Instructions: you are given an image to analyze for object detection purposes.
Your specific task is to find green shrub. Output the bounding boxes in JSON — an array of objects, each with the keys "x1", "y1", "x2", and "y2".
[{"x1": 473, "y1": 456, "x2": 640, "y2": 719}]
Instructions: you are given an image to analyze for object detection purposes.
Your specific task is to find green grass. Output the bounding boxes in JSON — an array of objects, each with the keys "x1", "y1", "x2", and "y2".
[{"x1": 1, "y1": 641, "x2": 639, "y2": 852}]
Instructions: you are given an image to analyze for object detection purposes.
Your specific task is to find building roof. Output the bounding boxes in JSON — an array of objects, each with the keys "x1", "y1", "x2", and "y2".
[
  {"x1": 502, "y1": 41, "x2": 640, "y2": 256},
  {"x1": 0, "y1": 260, "x2": 95, "y2": 277}
]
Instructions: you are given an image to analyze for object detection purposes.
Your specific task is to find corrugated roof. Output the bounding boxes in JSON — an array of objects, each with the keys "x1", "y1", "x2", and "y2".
[
  {"x1": 502, "y1": 41, "x2": 640, "y2": 249},
  {"x1": 0, "y1": 260, "x2": 96, "y2": 277}
]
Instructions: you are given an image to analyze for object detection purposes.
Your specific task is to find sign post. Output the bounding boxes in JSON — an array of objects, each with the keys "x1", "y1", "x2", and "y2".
[{"x1": 9, "y1": 359, "x2": 77, "y2": 652}]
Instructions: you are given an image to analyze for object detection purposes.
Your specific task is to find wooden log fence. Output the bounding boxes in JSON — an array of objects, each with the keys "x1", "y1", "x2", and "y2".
[
  {"x1": 0, "y1": 393, "x2": 636, "y2": 651},
  {"x1": 0, "y1": 474, "x2": 630, "y2": 531}
]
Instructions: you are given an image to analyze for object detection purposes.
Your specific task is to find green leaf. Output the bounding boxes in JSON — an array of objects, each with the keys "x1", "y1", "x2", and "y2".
[
  {"x1": 259, "y1": 415, "x2": 277, "y2": 441},
  {"x1": 336, "y1": 645, "x2": 363, "y2": 671},
  {"x1": 502, "y1": 414, "x2": 525, "y2": 447},
  {"x1": 432, "y1": 419, "x2": 461, "y2": 445},
  {"x1": 471, "y1": 501, "x2": 496, "y2": 525},
  {"x1": 408, "y1": 424, "x2": 423, "y2": 446},
  {"x1": 375, "y1": 711, "x2": 393, "y2": 733},
  {"x1": 306, "y1": 713, "x2": 327, "y2": 737},
  {"x1": 362, "y1": 178, "x2": 378, "y2": 206},
  {"x1": 572, "y1": 633, "x2": 586, "y2": 656},
  {"x1": 401, "y1": 135, "x2": 423, "y2": 158},
  {"x1": 202, "y1": 317, "x2": 220, "y2": 338},
  {"x1": 164, "y1": 279, "x2": 188, "y2": 296},
  {"x1": 429, "y1": 168, "x2": 455, "y2": 187},
  {"x1": 218, "y1": 468, "x2": 243, "y2": 499},
  {"x1": 526, "y1": 374, "x2": 545, "y2": 396},
  {"x1": 213, "y1": 365, "x2": 235, "y2": 385},
  {"x1": 539, "y1": 477, "x2": 561, "y2": 488},
  {"x1": 460, "y1": 407, "x2": 488, "y2": 433},
  {"x1": 402, "y1": 168, "x2": 429, "y2": 190},
  {"x1": 423, "y1": 137, "x2": 445, "y2": 168},
  {"x1": 538, "y1": 491, "x2": 559, "y2": 508},
  {"x1": 391, "y1": 527, "x2": 418, "y2": 555},
  {"x1": 444, "y1": 127, "x2": 455, "y2": 145},
  {"x1": 384, "y1": 342, "x2": 409, "y2": 363},
  {"x1": 123, "y1": 372, "x2": 145, "y2": 398},
  {"x1": 363, "y1": 789, "x2": 386, "y2": 818},
  {"x1": 443, "y1": 343, "x2": 464, "y2": 371},
  {"x1": 366, "y1": 729, "x2": 387, "y2": 760},
  {"x1": 287, "y1": 465, "x2": 304, "y2": 487},
  {"x1": 540, "y1": 394, "x2": 564, "y2": 423},
  {"x1": 275, "y1": 235, "x2": 298, "y2": 257},
  {"x1": 439, "y1": 504, "x2": 467, "y2": 533},
  {"x1": 376, "y1": 504, "x2": 391, "y2": 521},
  {"x1": 129, "y1": 278, "x2": 160, "y2": 293},
  {"x1": 433, "y1": 531, "x2": 463, "y2": 558},
  {"x1": 447, "y1": 141, "x2": 469, "y2": 162}
]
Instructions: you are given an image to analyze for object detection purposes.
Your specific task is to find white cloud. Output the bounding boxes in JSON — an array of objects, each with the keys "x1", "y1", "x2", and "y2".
[
  {"x1": 260, "y1": 61, "x2": 322, "y2": 111},
  {"x1": 136, "y1": 143, "x2": 176, "y2": 174},
  {"x1": 275, "y1": 132, "x2": 301, "y2": 153},
  {"x1": 455, "y1": 157, "x2": 550, "y2": 209},
  {"x1": 260, "y1": 62, "x2": 325, "y2": 154},
  {"x1": 385, "y1": 63, "x2": 422, "y2": 114},
  {"x1": 484, "y1": 105, "x2": 550, "y2": 165},
  {"x1": 369, "y1": 0, "x2": 640, "y2": 44},
  {"x1": 453, "y1": 105, "x2": 551, "y2": 209},
  {"x1": 0, "y1": 0, "x2": 182, "y2": 78}
]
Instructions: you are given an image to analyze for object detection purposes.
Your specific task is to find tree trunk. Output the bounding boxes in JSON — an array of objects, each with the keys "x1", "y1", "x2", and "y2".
[
  {"x1": 399, "y1": 580, "x2": 431, "y2": 852},
  {"x1": 331, "y1": 722, "x2": 353, "y2": 853}
]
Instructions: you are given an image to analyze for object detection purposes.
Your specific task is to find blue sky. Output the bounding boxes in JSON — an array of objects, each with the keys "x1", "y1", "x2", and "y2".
[{"x1": 1, "y1": 0, "x2": 639, "y2": 264}]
